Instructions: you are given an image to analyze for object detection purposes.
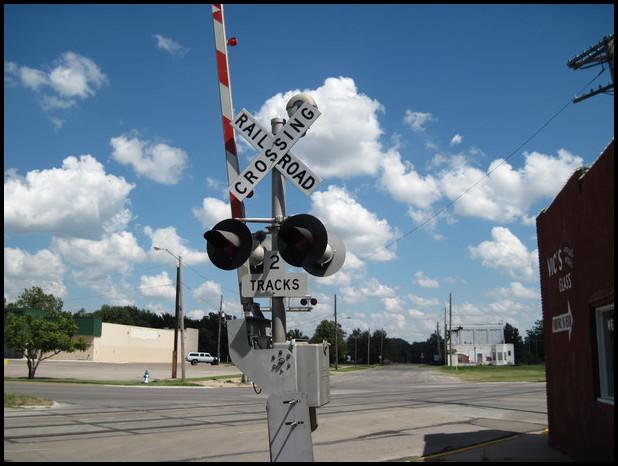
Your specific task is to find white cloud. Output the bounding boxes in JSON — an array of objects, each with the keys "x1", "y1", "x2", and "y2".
[
  {"x1": 414, "y1": 271, "x2": 439, "y2": 288},
  {"x1": 191, "y1": 280, "x2": 223, "y2": 303},
  {"x1": 408, "y1": 294, "x2": 440, "y2": 307},
  {"x1": 5, "y1": 52, "x2": 107, "y2": 113},
  {"x1": 469, "y1": 227, "x2": 539, "y2": 282},
  {"x1": 144, "y1": 226, "x2": 208, "y2": 266},
  {"x1": 450, "y1": 134, "x2": 463, "y2": 146},
  {"x1": 313, "y1": 251, "x2": 365, "y2": 288},
  {"x1": 383, "y1": 296, "x2": 404, "y2": 312},
  {"x1": 52, "y1": 231, "x2": 146, "y2": 306},
  {"x1": 153, "y1": 34, "x2": 190, "y2": 57},
  {"x1": 52, "y1": 231, "x2": 147, "y2": 275},
  {"x1": 139, "y1": 271, "x2": 176, "y2": 300},
  {"x1": 488, "y1": 299, "x2": 527, "y2": 316},
  {"x1": 438, "y1": 149, "x2": 584, "y2": 223},
  {"x1": 378, "y1": 148, "x2": 442, "y2": 210},
  {"x1": 340, "y1": 277, "x2": 395, "y2": 304},
  {"x1": 77, "y1": 276, "x2": 134, "y2": 307},
  {"x1": 488, "y1": 281, "x2": 540, "y2": 300},
  {"x1": 110, "y1": 135, "x2": 188, "y2": 185},
  {"x1": 4, "y1": 155, "x2": 134, "y2": 239},
  {"x1": 192, "y1": 197, "x2": 230, "y2": 228},
  {"x1": 48, "y1": 52, "x2": 107, "y2": 98},
  {"x1": 254, "y1": 77, "x2": 386, "y2": 178},
  {"x1": 311, "y1": 185, "x2": 399, "y2": 261},
  {"x1": 188, "y1": 309, "x2": 207, "y2": 320},
  {"x1": 49, "y1": 116, "x2": 65, "y2": 130},
  {"x1": 4, "y1": 247, "x2": 67, "y2": 301},
  {"x1": 403, "y1": 110, "x2": 437, "y2": 132}
]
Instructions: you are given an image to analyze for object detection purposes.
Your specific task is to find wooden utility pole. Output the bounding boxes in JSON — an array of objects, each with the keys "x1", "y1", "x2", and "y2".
[
  {"x1": 217, "y1": 295, "x2": 223, "y2": 364},
  {"x1": 334, "y1": 294, "x2": 338, "y2": 370},
  {"x1": 444, "y1": 306, "x2": 448, "y2": 366},
  {"x1": 436, "y1": 321, "x2": 442, "y2": 363},
  {"x1": 379, "y1": 329, "x2": 384, "y2": 365},
  {"x1": 367, "y1": 327, "x2": 370, "y2": 366},
  {"x1": 448, "y1": 293, "x2": 452, "y2": 368},
  {"x1": 179, "y1": 256, "x2": 186, "y2": 380}
]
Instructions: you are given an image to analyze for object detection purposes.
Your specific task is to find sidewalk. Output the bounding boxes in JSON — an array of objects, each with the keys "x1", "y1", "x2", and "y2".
[{"x1": 419, "y1": 429, "x2": 572, "y2": 462}]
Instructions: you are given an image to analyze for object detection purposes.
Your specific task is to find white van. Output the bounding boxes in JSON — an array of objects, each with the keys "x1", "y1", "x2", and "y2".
[{"x1": 186, "y1": 352, "x2": 219, "y2": 366}]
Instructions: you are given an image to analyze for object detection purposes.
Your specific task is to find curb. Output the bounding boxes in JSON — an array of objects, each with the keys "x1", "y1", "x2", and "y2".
[{"x1": 403, "y1": 428, "x2": 549, "y2": 462}]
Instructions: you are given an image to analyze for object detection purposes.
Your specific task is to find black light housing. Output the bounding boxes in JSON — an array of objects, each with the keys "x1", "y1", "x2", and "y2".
[
  {"x1": 278, "y1": 214, "x2": 328, "y2": 268},
  {"x1": 204, "y1": 219, "x2": 252, "y2": 270}
]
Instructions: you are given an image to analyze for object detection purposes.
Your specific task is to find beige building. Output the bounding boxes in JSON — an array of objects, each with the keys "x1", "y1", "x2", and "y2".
[{"x1": 51, "y1": 322, "x2": 199, "y2": 363}]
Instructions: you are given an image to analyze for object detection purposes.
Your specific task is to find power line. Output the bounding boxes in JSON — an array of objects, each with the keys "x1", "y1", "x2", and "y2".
[{"x1": 375, "y1": 70, "x2": 608, "y2": 256}]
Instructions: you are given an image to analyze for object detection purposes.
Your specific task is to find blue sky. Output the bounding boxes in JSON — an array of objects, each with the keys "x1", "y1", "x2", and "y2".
[{"x1": 4, "y1": 4, "x2": 614, "y2": 342}]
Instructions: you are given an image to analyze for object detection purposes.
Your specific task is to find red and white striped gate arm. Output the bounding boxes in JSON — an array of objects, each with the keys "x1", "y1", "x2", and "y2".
[
  {"x1": 211, "y1": 3, "x2": 251, "y2": 305},
  {"x1": 212, "y1": 3, "x2": 245, "y2": 219}
]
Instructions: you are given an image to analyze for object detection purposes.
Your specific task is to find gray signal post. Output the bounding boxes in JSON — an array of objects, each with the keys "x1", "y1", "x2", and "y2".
[{"x1": 270, "y1": 117, "x2": 286, "y2": 344}]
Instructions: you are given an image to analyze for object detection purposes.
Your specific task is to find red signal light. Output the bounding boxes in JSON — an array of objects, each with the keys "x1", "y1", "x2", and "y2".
[{"x1": 227, "y1": 37, "x2": 238, "y2": 47}]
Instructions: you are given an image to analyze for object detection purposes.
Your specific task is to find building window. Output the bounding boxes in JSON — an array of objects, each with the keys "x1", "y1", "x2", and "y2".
[{"x1": 595, "y1": 304, "x2": 614, "y2": 404}]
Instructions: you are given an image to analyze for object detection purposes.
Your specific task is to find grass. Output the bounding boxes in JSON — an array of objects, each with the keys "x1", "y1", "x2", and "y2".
[
  {"x1": 330, "y1": 364, "x2": 377, "y2": 373},
  {"x1": 5, "y1": 392, "x2": 53, "y2": 407},
  {"x1": 2, "y1": 374, "x2": 243, "y2": 387},
  {"x1": 439, "y1": 364, "x2": 546, "y2": 382}
]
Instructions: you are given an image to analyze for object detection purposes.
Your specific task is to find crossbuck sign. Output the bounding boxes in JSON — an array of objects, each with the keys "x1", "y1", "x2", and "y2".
[{"x1": 229, "y1": 102, "x2": 322, "y2": 201}]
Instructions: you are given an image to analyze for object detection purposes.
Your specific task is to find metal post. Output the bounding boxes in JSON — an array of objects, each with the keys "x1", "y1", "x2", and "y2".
[
  {"x1": 217, "y1": 295, "x2": 223, "y2": 363},
  {"x1": 380, "y1": 329, "x2": 384, "y2": 365},
  {"x1": 444, "y1": 306, "x2": 448, "y2": 366},
  {"x1": 172, "y1": 288, "x2": 179, "y2": 379},
  {"x1": 449, "y1": 293, "x2": 452, "y2": 368},
  {"x1": 179, "y1": 256, "x2": 186, "y2": 381},
  {"x1": 270, "y1": 117, "x2": 286, "y2": 343},
  {"x1": 367, "y1": 327, "x2": 370, "y2": 366},
  {"x1": 334, "y1": 294, "x2": 338, "y2": 370}
]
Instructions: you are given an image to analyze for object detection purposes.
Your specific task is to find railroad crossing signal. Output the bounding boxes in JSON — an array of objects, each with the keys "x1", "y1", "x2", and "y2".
[{"x1": 229, "y1": 101, "x2": 322, "y2": 201}]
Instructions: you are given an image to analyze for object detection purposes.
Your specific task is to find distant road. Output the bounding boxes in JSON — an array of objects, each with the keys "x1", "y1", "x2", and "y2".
[
  {"x1": 4, "y1": 364, "x2": 548, "y2": 462},
  {"x1": 4, "y1": 359, "x2": 241, "y2": 381}
]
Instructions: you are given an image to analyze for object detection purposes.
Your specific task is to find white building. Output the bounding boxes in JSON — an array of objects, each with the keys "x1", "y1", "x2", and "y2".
[
  {"x1": 448, "y1": 324, "x2": 514, "y2": 366},
  {"x1": 51, "y1": 322, "x2": 199, "y2": 364}
]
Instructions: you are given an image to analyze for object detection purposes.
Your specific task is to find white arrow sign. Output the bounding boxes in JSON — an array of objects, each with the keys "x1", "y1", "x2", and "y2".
[
  {"x1": 229, "y1": 102, "x2": 321, "y2": 201},
  {"x1": 552, "y1": 301, "x2": 573, "y2": 342}
]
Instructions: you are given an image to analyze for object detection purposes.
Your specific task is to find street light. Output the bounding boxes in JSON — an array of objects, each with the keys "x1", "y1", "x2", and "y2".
[{"x1": 153, "y1": 246, "x2": 185, "y2": 381}]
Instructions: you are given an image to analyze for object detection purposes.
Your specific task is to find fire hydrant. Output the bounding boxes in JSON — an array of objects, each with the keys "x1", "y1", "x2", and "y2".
[{"x1": 143, "y1": 369, "x2": 150, "y2": 384}]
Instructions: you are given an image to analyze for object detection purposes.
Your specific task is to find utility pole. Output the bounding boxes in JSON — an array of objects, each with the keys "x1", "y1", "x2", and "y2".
[
  {"x1": 172, "y1": 270, "x2": 179, "y2": 379},
  {"x1": 568, "y1": 34, "x2": 614, "y2": 103},
  {"x1": 178, "y1": 256, "x2": 185, "y2": 381},
  {"x1": 436, "y1": 321, "x2": 442, "y2": 363},
  {"x1": 444, "y1": 306, "x2": 448, "y2": 366},
  {"x1": 380, "y1": 329, "x2": 384, "y2": 365},
  {"x1": 367, "y1": 327, "x2": 371, "y2": 366},
  {"x1": 449, "y1": 293, "x2": 452, "y2": 368},
  {"x1": 334, "y1": 294, "x2": 338, "y2": 370},
  {"x1": 217, "y1": 295, "x2": 223, "y2": 364},
  {"x1": 154, "y1": 246, "x2": 183, "y2": 379}
]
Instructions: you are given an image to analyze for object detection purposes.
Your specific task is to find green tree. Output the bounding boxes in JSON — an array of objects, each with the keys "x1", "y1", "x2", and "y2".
[
  {"x1": 287, "y1": 328, "x2": 309, "y2": 340},
  {"x1": 524, "y1": 319, "x2": 544, "y2": 363},
  {"x1": 504, "y1": 323, "x2": 524, "y2": 362},
  {"x1": 311, "y1": 320, "x2": 347, "y2": 365},
  {"x1": 4, "y1": 311, "x2": 88, "y2": 378},
  {"x1": 13, "y1": 287, "x2": 63, "y2": 313},
  {"x1": 346, "y1": 328, "x2": 363, "y2": 364}
]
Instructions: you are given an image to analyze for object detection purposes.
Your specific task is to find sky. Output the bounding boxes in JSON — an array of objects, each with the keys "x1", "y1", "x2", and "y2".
[{"x1": 4, "y1": 4, "x2": 614, "y2": 344}]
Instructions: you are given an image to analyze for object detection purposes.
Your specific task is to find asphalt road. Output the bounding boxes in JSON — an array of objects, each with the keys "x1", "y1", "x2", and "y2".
[{"x1": 4, "y1": 365, "x2": 548, "y2": 462}]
